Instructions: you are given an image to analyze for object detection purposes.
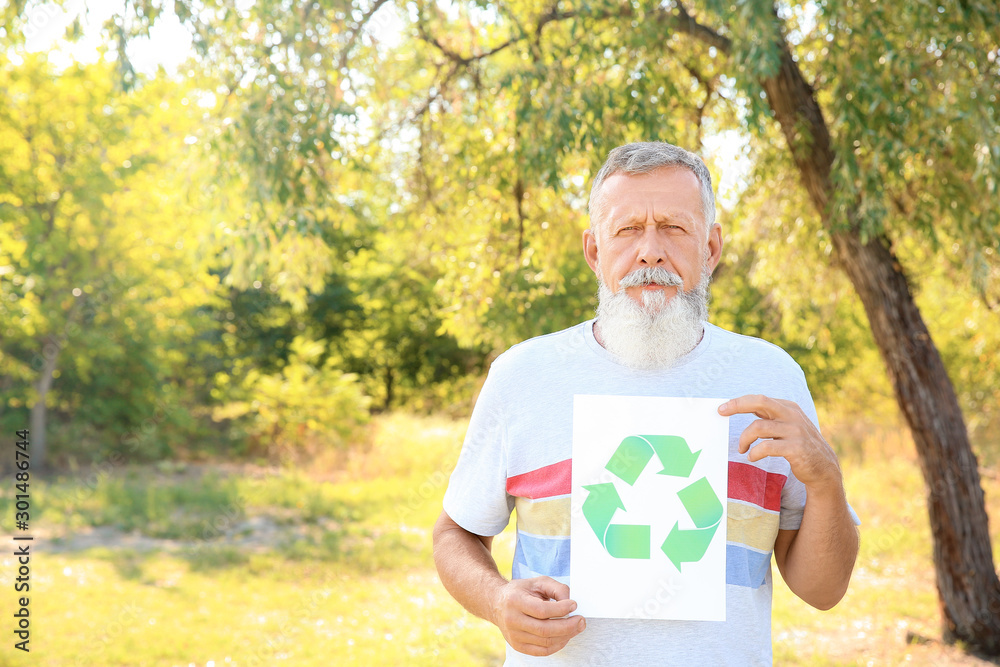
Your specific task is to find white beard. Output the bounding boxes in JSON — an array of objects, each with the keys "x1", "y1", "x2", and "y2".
[{"x1": 595, "y1": 267, "x2": 710, "y2": 370}]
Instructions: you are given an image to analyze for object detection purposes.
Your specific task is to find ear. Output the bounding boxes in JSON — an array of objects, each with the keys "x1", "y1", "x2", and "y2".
[
  {"x1": 583, "y1": 227, "x2": 600, "y2": 273},
  {"x1": 705, "y1": 222, "x2": 723, "y2": 274}
]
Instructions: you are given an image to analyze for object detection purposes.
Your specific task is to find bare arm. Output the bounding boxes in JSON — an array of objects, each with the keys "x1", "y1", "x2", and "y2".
[
  {"x1": 720, "y1": 395, "x2": 859, "y2": 610},
  {"x1": 772, "y1": 482, "x2": 859, "y2": 609},
  {"x1": 432, "y1": 510, "x2": 586, "y2": 656}
]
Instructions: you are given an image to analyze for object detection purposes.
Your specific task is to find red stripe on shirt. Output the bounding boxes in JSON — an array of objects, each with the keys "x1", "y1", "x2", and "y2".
[
  {"x1": 506, "y1": 459, "x2": 572, "y2": 500},
  {"x1": 728, "y1": 461, "x2": 786, "y2": 512}
]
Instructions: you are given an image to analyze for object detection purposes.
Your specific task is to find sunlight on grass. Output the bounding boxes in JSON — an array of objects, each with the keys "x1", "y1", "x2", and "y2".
[
  {"x1": 0, "y1": 413, "x2": 995, "y2": 666},
  {"x1": 771, "y1": 422, "x2": 1000, "y2": 665}
]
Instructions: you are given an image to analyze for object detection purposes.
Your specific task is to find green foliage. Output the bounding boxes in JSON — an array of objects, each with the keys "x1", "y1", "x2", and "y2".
[
  {"x1": 3, "y1": 0, "x2": 999, "y2": 468},
  {"x1": 212, "y1": 335, "x2": 371, "y2": 459},
  {"x1": 815, "y1": 0, "x2": 1000, "y2": 254},
  {"x1": 718, "y1": 141, "x2": 899, "y2": 421},
  {"x1": 0, "y1": 54, "x2": 221, "y2": 463},
  {"x1": 344, "y1": 0, "x2": 999, "y2": 432}
]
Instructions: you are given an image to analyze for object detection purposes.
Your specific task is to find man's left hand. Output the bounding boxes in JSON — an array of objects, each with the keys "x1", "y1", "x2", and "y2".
[{"x1": 718, "y1": 394, "x2": 842, "y2": 492}]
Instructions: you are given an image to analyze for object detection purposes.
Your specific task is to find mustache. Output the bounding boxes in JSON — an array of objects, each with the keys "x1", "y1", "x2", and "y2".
[{"x1": 616, "y1": 267, "x2": 684, "y2": 289}]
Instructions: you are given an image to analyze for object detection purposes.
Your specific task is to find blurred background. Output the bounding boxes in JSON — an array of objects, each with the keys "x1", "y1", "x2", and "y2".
[{"x1": 0, "y1": 0, "x2": 998, "y2": 664}]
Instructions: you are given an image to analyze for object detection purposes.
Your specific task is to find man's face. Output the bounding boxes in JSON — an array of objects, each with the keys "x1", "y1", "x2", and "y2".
[{"x1": 583, "y1": 166, "x2": 722, "y2": 307}]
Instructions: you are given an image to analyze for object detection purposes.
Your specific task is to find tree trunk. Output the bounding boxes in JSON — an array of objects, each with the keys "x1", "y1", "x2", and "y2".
[
  {"x1": 384, "y1": 365, "x2": 394, "y2": 412},
  {"x1": 0, "y1": 374, "x2": 11, "y2": 423},
  {"x1": 30, "y1": 333, "x2": 61, "y2": 472},
  {"x1": 761, "y1": 37, "x2": 1000, "y2": 653},
  {"x1": 831, "y1": 230, "x2": 1000, "y2": 650}
]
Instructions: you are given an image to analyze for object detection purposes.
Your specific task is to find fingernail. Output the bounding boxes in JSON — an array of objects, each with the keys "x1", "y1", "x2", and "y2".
[
  {"x1": 570, "y1": 601, "x2": 577, "y2": 612},
  {"x1": 578, "y1": 618, "x2": 586, "y2": 630},
  {"x1": 718, "y1": 401, "x2": 729, "y2": 412}
]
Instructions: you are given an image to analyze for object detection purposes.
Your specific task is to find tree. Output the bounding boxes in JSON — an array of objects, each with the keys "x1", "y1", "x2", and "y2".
[
  {"x1": 0, "y1": 54, "x2": 221, "y2": 467},
  {"x1": 365, "y1": 0, "x2": 1000, "y2": 653},
  {"x1": 10, "y1": 0, "x2": 994, "y2": 648}
]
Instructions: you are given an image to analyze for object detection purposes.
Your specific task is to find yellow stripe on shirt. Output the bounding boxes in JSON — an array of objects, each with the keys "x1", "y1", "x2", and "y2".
[
  {"x1": 727, "y1": 501, "x2": 780, "y2": 552},
  {"x1": 514, "y1": 496, "x2": 572, "y2": 537}
]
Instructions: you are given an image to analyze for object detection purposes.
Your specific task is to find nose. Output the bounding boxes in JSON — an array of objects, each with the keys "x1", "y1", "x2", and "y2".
[{"x1": 636, "y1": 226, "x2": 667, "y2": 266}]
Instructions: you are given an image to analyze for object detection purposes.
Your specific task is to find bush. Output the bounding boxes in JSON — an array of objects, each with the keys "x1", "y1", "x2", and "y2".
[{"x1": 212, "y1": 335, "x2": 371, "y2": 462}]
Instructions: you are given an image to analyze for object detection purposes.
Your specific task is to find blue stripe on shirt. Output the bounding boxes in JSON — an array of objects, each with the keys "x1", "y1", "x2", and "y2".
[
  {"x1": 513, "y1": 533, "x2": 770, "y2": 588},
  {"x1": 726, "y1": 543, "x2": 771, "y2": 588},
  {"x1": 513, "y1": 531, "x2": 571, "y2": 579}
]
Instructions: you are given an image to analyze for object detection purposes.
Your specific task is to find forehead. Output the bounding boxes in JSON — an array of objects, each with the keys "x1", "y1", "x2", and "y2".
[{"x1": 598, "y1": 167, "x2": 703, "y2": 220}]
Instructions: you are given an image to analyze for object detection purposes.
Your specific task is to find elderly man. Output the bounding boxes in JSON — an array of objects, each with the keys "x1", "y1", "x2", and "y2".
[{"x1": 432, "y1": 141, "x2": 860, "y2": 665}]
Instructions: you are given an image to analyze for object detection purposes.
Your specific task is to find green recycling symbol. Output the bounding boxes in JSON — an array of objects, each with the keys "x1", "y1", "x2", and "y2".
[{"x1": 582, "y1": 435, "x2": 723, "y2": 570}]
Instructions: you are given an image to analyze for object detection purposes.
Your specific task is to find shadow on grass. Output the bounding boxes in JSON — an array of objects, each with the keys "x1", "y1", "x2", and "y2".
[
  {"x1": 6, "y1": 464, "x2": 376, "y2": 537},
  {"x1": 61, "y1": 521, "x2": 431, "y2": 580},
  {"x1": 23, "y1": 463, "x2": 440, "y2": 586}
]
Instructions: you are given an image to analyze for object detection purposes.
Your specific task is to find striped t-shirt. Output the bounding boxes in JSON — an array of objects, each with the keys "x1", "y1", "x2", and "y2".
[
  {"x1": 443, "y1": 320, "x2": 854, "y2": 666},
  {"x1": 506, "y1": 457, "x2": 790, "y2": 591}
]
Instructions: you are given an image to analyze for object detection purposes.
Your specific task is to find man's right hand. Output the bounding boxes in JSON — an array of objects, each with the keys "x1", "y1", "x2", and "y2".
[{"x1": 491, "y1": 576, "x2": 586, "y2": 657}]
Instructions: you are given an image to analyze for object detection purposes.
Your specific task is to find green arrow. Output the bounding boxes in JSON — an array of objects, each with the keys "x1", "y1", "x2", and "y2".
[
  {"x1": 605, "y1": 435, "x2": 654, "y2": 485},
  {"x1": 660, "y1": 520, "x2": 720, "y2": 571},
  {"x1": 677, "y1": 477, "x2": 723, "y2": 528},
  {"x1": 582, "y1": 483, "x2": 625, "y2": 545},
  {"x1": 605, "y1": 524, "x2": 650, "y2": 559},
  {"x1": 644, "y1": 435, "x2": 702, "y2": 478},
  {"x1": 660, "y1": 477, "x2": 724, "y2": 571}
]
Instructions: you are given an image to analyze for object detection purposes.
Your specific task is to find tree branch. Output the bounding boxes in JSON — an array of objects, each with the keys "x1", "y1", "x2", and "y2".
[
  {"x1": 337, "y1": 0, "x2": 393, "y2": 72},
  {"x1": 417, "y1": 3, "x2": 639, "y2": 66},
  {"x1": 417, "y1": 1, "x2": 733, "y2": 72},
  {"x1": 658, "y1": 2, "x2": 732, "y2": 55},
  {"x1": 417, "y1": 21, "x2": 518, "y2": 65}
]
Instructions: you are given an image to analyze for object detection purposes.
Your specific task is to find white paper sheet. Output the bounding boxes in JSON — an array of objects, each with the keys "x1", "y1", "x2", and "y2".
[{"x1": 570, "y1": 394, "x2": 730, "y2": 620}]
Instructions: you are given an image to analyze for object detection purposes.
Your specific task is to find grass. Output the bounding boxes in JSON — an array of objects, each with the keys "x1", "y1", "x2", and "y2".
[
  {"x1": 0, "y1": 413, "x2": 513, "y2": 667},
  {"x1": 769, "y1": 424, "x2": 1000, "y2": 666},
  {"x1": 0, "y1": 413, "x2": 997, "y2": 666}
]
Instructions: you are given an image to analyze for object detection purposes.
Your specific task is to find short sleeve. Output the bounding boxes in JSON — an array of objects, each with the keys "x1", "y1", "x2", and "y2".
[
  {"x1": 779, "y1": 372, "x2": 861, "y2": 530},
  {"x1": 780, "y1": 475, "x2": 861, "y2": 530},
  {"x1": 442, "y1": 368, "x2": 516, "y2": 536},
  {"x1": 779, "y1": 471, "x2": 807, "y2": 530}
]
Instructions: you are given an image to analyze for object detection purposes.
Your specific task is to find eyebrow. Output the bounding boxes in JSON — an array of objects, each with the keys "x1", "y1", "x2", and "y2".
[
  {"x1": 655, "y1": 212, "x2": 696, "y2": 224},
  {"x1": 610, "y1": 211, "x2": 697, "y2": 225}
]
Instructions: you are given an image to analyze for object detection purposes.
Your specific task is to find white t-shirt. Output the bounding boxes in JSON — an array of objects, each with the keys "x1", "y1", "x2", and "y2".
[{"x1": 443, "y1": 320, "x2": 857, "y2": 666}]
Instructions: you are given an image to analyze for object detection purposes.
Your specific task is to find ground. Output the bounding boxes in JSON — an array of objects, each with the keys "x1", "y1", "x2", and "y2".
[{"x1": 0, "y1": 413, "x2": 997, "y2": 666}]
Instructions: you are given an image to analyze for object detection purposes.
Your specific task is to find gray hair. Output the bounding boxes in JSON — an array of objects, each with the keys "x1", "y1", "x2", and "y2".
[{"x1": 587, "y1": 142, "x2": 716, "y2": 239}]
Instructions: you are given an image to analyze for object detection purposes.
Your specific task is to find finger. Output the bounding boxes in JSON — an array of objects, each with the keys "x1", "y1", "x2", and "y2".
[
  {"x1": 513, "y1": 639, "x2": 570, "y2": 658},
  {"x1": 719, "y1": 394, "x2": 786, "y2": 419},
  {"x1": 527, "y1": 577, "x2": 571, "y2": 602},
  {"x1": 518, "y1": 592, "x2": 578, "y2": 620},
  {"x1": 737, "y1": 418, "x2": 797, "y2": 453},
  {"x1": 512, "y1": 615, "x2": 586, "y2": 642},
  {"x1": 509, "y1": 618, "x2": 585, "y2": 656},
  {"x1": 746, "y1": 439, "x2": 779, "y2": 463}
]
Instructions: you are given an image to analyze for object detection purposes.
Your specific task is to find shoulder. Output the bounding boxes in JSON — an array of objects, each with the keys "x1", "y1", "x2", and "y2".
[
  {"x1": 704, "y1": 323, "x2": 816, "y2": 416},
  {"x1": 489, "y1": 321, "x2": 590, "y2": 373},
  {"x1": 704, "y1": 322, "x2": 806, "y2": 377}
]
